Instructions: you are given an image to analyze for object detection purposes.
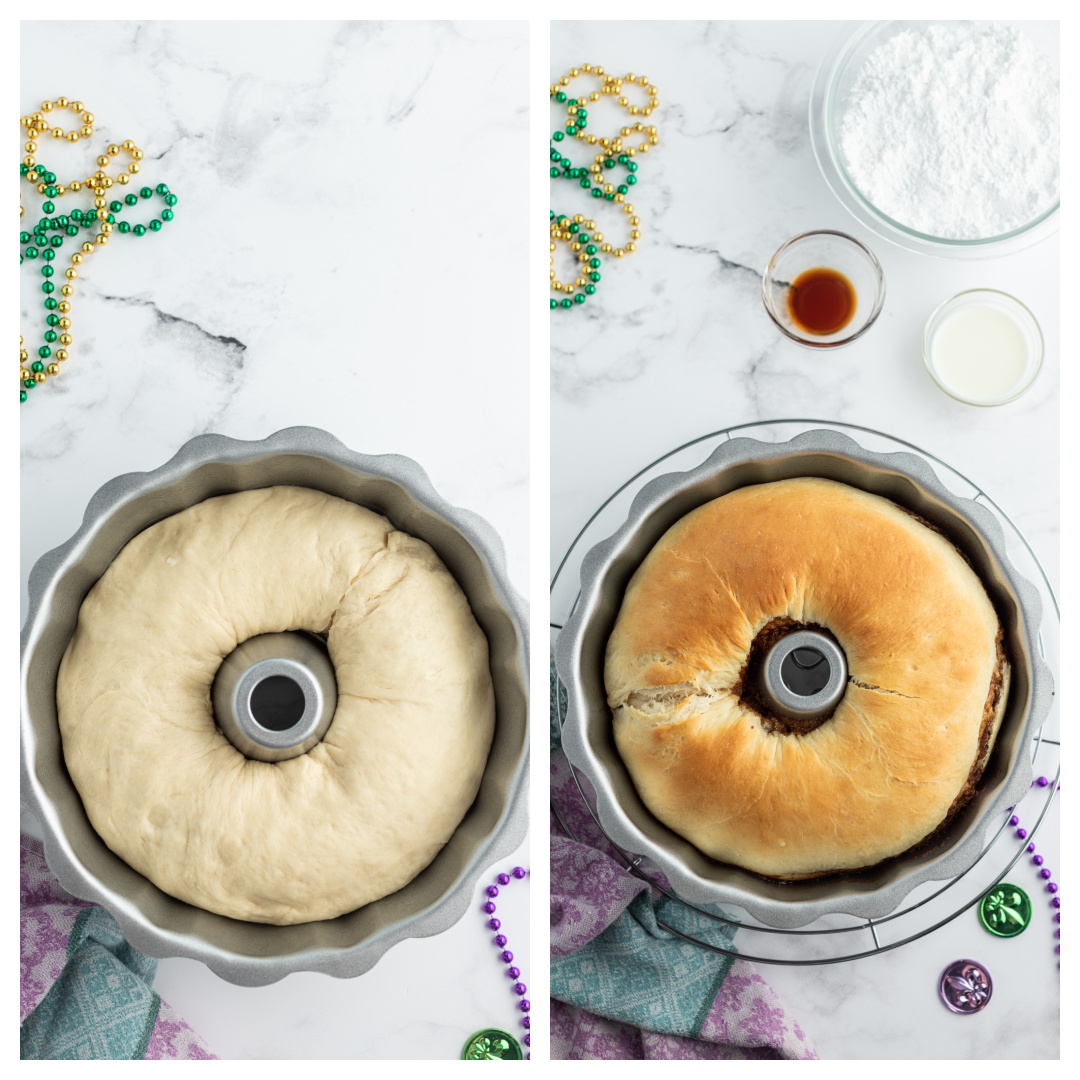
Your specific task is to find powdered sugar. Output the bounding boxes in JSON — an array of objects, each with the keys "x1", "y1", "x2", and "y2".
[{"x1": 839, "y1": 23, "x2": 1058, "y2": 240}]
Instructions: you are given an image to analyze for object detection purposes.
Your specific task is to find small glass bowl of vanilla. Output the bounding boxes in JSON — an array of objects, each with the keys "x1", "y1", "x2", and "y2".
[{"x1": 922, "y1": 289, "x2": 1044, "y2": 407}]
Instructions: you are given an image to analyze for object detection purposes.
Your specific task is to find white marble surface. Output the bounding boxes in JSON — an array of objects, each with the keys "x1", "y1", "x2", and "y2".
[
  {"x1": 550, "y1": 21, "x2": 1059, "y2": 1060},
  {"x1": 20, "y1": 20, "x2": 530, "y2": 1060}
]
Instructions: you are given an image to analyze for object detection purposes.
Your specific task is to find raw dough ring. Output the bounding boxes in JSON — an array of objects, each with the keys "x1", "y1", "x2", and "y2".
[
  {"x1": 605, "y1": 477, "x2": 1008, "y2": 879},
  {"x1": 57, "y1": 486, "x2": 496, "y2": 925}
]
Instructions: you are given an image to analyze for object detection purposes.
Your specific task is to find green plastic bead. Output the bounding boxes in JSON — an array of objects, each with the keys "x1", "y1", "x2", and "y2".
[
  {"x1": 161, "y1": 209, "x2": 174, "y2": 222},
  {"x1": 569, "y1": 222, "x2": 579, "y2": 233},
  {"x1": 43, "y1": 248, "x2": 55, "y2": 260},
  {"x1": 156, "y1": 183, "x2": 169, "y2": 195},
  {"x1": 577, "y1": 108, "x2": 587, "y2": 119},
  {"x1": 550, "y1": 298, "x2": 557, "y2": 310},
  {"x1": 626, "y1": 175, "x2": 637, "y2": 186},
  {"x1": 589, "y1": 272, "x2": 600, "y2": 283},
  {"x1": 44, "y1": 171, "x2": 56, "y2": 184},
  {"x1": 552, "y1": 131, "x2": 564, "y2": 142},
  {"x1": 617, "y1": 185, "x2": 628, "y2": 195},
  {"x1": 46, "y1": 185, "x2": 58, "y2": 197},
  {"x1": 165, "y1": 194, "x2": 177, "y2": 206},
  {"x1": 604, "y1": 192, "x2": 615, "y2": 201},
  {"x1": 565, "y1": 125, "x2": 577, "y2": 136},
  {"x1": 24, "y1": 379, "x2": 35, "y2": 389},
  {"x1": 25, "y1": 247, "x2": 38, "y2": 259},
  {"x1": 591, "y1": 188, "x2": 602, "y2": 198},
  {"x1": 579, "y1": 178, "x2": 591, "y2": 188},
  {"x1": 626, "y1": 160, "x2": 637, "y2": 172},
  {"x1": 20, "y1": 231, "x2": 30, "y2": 244},
  {"x1": 574, "y1": 293, "x2": 586, "y2": 304},
  {"x1": 20, "y1": 391, "x2": 26, "y2": 403},
  {"x1": 32, "y1": 361, "x2": 45, "y2": 372},
  {"x1": 57, "y1": 215, "x2": 69, "y2": 227},
  {"x1": 585, "y1": 245, "x2": 597, "y2": 255},
  {"x1": 44, "y1": 298, "x2": 57, "y2": 310},
  {"x1": 149, "y1": 219, "x2": 162, "y2": 232},
  {"x1": 604, "y1": 159, "x2": 615, "y2": 169},
  {"x1": 42, "y1": 201, "x2": 55, "y2": 214},
  {"x1": 66, "y1": 226, "x2": 78, "y2": 237},
  {"x1": 110, "y1": 200, "x2": 123, "y2": 213},
  {"x1": 133, "y1": 224, "x2": 146, "y2": 237},
  {"x1": 44, "y1": 331, "x2": 57, "y2": 343},
  {"x1": 41, "y1": 265, "x2": 54, "y2": 278},
  {"x1": 140, "y1": 186, "x2": 153, "y2": 199},
  {"x1": 560, "y1": 298, "x2": 572, "y2": 309},
  {"x1": 37, "y1": 346, "x2": 50, "y2": 359},
  {"x1": 125, "y1": 193, "x2": 138, "y2": 206},
  {"x1": 41, "y1": 281, "x2": 54, "y2": 294},
  {"x1": 555, "y1": 91, "x2": 566, "y2": 103},
  {"x1": 550, "y1": 167, "x2": 559, "y2": 178},
  {"x1": 585, "y1": 284, "x2": 596, "y2": 295},
  {"x1": 46, "y1": 314, "x2": 59, "y2": 326},
  {"x1": 118, "y1": 221, "x2": 131, "y2": 234},
  {"x1": 589, "y1": 258, "x2": 601, "y2": 269}
]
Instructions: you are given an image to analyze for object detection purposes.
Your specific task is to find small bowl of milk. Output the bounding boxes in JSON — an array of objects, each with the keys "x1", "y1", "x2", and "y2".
[{"x1": 922, "y1": 289, "x2": 1044, "y2": 406}]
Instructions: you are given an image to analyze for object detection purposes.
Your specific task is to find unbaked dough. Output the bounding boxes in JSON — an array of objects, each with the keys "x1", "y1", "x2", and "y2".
[
  {"x1": 57, "y1": 486, "x2": 495, "y2": 924},
  {"x1": 606, "y1": 477, "x2": 1008, "y2": 879}
]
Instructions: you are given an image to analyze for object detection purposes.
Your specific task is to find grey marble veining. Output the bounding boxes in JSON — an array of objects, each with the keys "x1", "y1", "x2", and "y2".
[
  {"x1": 21, "y1": 19, "x2": 529, "y2": 1061},
  {"x1": 551, "y1": 20, "x2": 1058, "y2": 1061}
]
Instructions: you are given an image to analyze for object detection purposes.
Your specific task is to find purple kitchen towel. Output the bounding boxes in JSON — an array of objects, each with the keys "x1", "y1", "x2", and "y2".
[
  {"x1": 551, "y1": 665, "x2": 816, "y2": 1060},
  {"x1": 21, "y1": 833, "x2": 216, "y2": 1059}
]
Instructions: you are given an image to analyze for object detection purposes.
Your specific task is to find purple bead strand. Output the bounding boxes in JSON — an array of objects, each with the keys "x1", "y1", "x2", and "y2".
[
  {"x1": 1009, "y1": 776, "x2": 1059, "y2": 956},
  {"x1": 482, "y1": 866, "x2": 530, "y2": 1057}
]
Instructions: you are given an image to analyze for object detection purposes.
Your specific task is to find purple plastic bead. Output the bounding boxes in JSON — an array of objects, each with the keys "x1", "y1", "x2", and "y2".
[
  {"x1": 495, "y1": 934, "x2": 508, "y2": 947},
  {"x1": 508, "y1": 966, "x2": 520, "y2": 979},
  {"x1": 514, "y1": 983, "x2": 527, "y2": 996},
  {"x1": 1037, "y1": 776, "x2": 1049, "y2": 786},
  {"x1": 501, "y1": 950, "x2": 514, "y2": 964},
  {"x1": 488, "y1": 918, "x2": 501, "y2": 931},
  {"x1": 522, "y1": 1017, "x2": 530, "y2": 1029},
  {"x1": 1040, "y1": 868, "x2": 1052, "y2": 879},
  {"x1": 486, "y1": 885, "x2": 499, "y2": 898},
  {"x1": 1057, "y1": 945, "x2": 1061, "y2": 954},
  {"x1": 1047, "y1": 883, "x2": 1058, "y2": 893},
  {"x1": 1055, "y1": 913, "x2": 1061, "y2": 923},
  {"x1": 519, "y1": 1000, "x2": 530, "y2": 1013},
  {"x1": 524, "y1": 1034, "x2": 531, "y2": 1047},
  {"x1": 1033, "y1": 855, "x2": 1044, "y2": 866},
  {"x1": 497, "y1": 873, "x2": 510, "y2": 886},
  {"x1": 1056, "y1": 929, "x2": 1061, "y2": 938},
  {"x1": 1027, "y1": 842, "x2": 1036, "y2": 853},
  {"x1": 483, "y1": 901, "x2": 496, "y2": 914},
  {"x1": 1051, "y1": 897, "x2": 1061, "y2": 909},
  {"x1": 1010, "y1": 815, "x2": 1020, "y2": 826},
  {"x1": 1016, "y1": 828, "x2": 1028, "y2": 839},
  {"x1": 512, "y1": 866, "x2": 526, "y2": 879}
]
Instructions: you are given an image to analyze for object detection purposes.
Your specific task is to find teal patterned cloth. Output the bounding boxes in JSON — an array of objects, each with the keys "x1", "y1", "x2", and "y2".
[
  {"x1": 21, "y1": 906, "x2": 161, "y2": 1060},
  {"x1": 550, "y1": 889, "x2": 738, "y2": 1038},
  {"x1": 21, "y1": 834, "x2": 215, "y2": 1060}
]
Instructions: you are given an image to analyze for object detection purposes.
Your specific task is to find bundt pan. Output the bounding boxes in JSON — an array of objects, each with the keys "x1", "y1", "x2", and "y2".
[
  {"x1": 21, "y1": 427, "x2": 529, "y2": 986},
  {"x1": 557, "y1": 428, "x2": 1052, "y2": 929}
]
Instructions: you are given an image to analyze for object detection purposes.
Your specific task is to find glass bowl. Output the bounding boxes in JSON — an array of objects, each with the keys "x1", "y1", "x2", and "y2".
[
  {"x1": 809, "y1": 21, "x2": 1060, "y2": 260},
  {"x1": 922, "y1": 289, "x2": 1044, "y2": 407},
  {"x1": 762, "y1": 230, "x2": 885, "y2": 348}
]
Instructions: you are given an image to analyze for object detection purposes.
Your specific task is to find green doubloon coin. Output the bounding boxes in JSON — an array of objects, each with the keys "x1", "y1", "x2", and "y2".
[
  {"x1": 979, "y1": 882, "x2": 1032, "y2": 937},
  {"x1": 462, "y1": 1028, "x2": 523, "y2": 1060}
]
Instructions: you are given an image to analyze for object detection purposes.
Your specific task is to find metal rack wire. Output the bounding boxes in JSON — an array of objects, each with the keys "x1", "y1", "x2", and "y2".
[{"x1": 550, "y1": 419, "x2": 1059, "y2": 966}]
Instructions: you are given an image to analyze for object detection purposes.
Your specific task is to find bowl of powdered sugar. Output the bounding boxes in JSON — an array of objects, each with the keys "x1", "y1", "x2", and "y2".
[{"x1": 810, "y1": 21, "x2": 1059, "y2": 258}]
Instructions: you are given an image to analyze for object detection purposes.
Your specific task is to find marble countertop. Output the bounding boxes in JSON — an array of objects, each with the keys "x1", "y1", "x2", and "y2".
[
  {"x1": 550, "y1": 20, "x2": 1059, "y2": 1060},
  {"x1": 21, "y1": 20, "x2": 530, "y2": 1060}
]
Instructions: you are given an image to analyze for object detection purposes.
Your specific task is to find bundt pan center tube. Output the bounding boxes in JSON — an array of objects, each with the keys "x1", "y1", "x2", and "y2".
[
  {"x1": 556, "y1": 428, "x2": 1052, "y2": 929},
  {"x1": 21, "y1": 427, "x2": 529, "y2": 985}
]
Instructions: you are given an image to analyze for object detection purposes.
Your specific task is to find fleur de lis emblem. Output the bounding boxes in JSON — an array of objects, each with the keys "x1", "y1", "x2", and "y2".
[
  {"x1": 945, "y1": 966, "x2": 990, "y2": 1009},
  {"x1": 983, "y1": 888, "x2": 1028, "y2": 931},
  {"x1": 467, "y1": 1035, "x2": 511, "y2": 1060}
]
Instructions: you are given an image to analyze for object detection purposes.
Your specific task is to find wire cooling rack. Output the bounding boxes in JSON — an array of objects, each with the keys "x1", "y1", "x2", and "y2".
[{"x1": 550, "y1": 418, "x2": 1059, "y2": 966}]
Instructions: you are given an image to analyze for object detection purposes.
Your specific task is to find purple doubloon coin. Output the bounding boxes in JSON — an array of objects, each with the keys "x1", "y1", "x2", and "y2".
[{"x1": 939, "y1": 959, "x2": 993, "y2": 1014}]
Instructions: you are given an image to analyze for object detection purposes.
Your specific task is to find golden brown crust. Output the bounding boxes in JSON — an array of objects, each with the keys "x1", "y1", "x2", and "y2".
[{"x1": 605, "y1": 477, "x2": 1006, "y2": 879}]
